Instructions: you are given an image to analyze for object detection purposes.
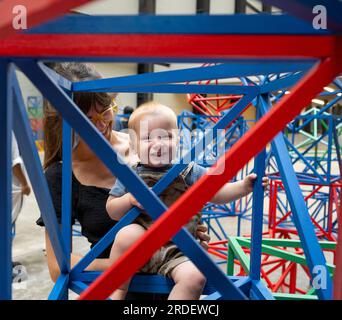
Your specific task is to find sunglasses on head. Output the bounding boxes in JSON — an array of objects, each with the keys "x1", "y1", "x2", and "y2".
[{"x1": 88, "y1": 100, "x2": 118, "y2": 123}]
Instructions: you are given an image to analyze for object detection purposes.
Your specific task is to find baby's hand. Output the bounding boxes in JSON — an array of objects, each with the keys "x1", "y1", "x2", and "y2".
[
  {"x1": 243, "y1": 173, "x2": 269, "y2": 194},
  {"x1": 128, "y1": 193, "x2": 144, "y2": 210}
]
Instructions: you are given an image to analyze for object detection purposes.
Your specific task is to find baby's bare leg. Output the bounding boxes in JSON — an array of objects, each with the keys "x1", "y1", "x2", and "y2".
[
  {"x1": 109, "y1": 223, "x2": 146, "y2": 300},
  {"x1": 168, "y1": 261, "x2": 206, "y2": 300}
]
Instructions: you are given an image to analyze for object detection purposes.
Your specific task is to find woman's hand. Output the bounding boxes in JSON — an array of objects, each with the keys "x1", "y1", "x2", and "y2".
[{"x1": 196, "y1": 223, "x2": 210, "y2": 250}]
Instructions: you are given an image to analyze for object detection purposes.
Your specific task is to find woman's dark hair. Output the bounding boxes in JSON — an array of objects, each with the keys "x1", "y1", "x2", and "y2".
[{"x1": 43, "y1": 62, "x2": 115, "y2": 169}]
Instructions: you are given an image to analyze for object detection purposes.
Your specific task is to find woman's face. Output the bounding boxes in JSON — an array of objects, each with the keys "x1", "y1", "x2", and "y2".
[{"x1": 86, "y1": 103, "x2": 114, "y2": 140}]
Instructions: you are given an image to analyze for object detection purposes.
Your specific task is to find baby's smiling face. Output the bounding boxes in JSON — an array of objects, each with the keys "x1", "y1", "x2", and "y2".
[{"x1": 136, "y1": 113, "x2": 178, "y2": 168}]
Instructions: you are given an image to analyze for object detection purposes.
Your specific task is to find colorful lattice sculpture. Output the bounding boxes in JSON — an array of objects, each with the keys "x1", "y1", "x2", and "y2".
[{"x1": 1, "y1": 0, "x2": 342, "y2": 301}]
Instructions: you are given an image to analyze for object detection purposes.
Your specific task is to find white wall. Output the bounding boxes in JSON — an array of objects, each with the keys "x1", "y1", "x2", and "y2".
[
  {"x1": 210, "y1": 0, "x2": 235, "y2": 14},
  {"x1": 153, "y1": 93, "x2": 191, "y2": 115},
  {"x1": 93, "y1": 63, "x2": 138, "y2": 110},
  {"x1": 76, "y1": 0, "x2": 139, "y2": 15},
  {"x1": 77, "y1": 0, "x2": 245, "y2": 15},
  {"x1": 153, "y1": 63, "x2": 202, "y2": 114},
  {"x1": 156, "y1": 0, "x2": 196, "y2": 14}
]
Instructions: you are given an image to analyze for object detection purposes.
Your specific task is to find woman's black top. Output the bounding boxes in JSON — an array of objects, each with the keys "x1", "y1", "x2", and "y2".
[{"x1": 36, "y1": 161, "x2": 117, "y2": 258}]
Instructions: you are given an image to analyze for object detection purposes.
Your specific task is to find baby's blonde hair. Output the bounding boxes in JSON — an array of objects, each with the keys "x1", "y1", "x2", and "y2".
[{"x1": 128, "y1": 101, "x2": 177, "y2": 131}]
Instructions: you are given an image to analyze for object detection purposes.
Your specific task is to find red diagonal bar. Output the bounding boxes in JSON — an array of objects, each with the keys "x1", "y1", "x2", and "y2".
[
  {"x1": 0, "y1": 0, "x2": 92, "y2": 38},
  {"x1": 0, "y1": 34, "x2": 337, "y2": 58},
  {"x1": 275, "y1": 185, "x2": 323, "y2": 227},
  {"x1": 79, "y1": 46, "x2": 341, "y2": 300}
]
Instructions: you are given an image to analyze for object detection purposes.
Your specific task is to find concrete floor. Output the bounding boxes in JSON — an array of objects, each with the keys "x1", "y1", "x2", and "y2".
[
  {"x1": 12, "y1": 189, "x2": 90, "y2": 300},
  {"x1": 12, "y1": 190, "x2": 51, "y2": 300}
]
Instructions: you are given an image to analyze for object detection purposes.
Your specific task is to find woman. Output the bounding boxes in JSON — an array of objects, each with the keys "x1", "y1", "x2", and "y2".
[{"x1": 37, "y1": 63, "x2": 210, "y2": 291}]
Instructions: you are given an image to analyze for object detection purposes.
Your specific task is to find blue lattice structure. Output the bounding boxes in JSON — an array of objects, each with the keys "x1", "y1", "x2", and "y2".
[
  {"x1": 182, "y1": 73, "x2": 341, "y2": 242},
  {"x1": 179, "y1": 81, "x2": 341, "y2": 242}
]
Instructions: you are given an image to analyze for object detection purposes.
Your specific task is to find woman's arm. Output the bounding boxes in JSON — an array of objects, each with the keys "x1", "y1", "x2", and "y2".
[
  {"x1": 106, "y1": 194, "x2": 143, "y2": 221},
  {"x1": 45, "y1": 230, "x2": 111, "y2": 283}
]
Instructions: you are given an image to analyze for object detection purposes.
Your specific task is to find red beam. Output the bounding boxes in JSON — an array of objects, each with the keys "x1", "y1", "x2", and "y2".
[
  {"x1": 264, "y1": 260, "x2": 287, "y2": 275},
  {"x1": 79, "y1": 46, "x2": 341, "y2": 300},
  {"x1": 273, "y1": 262, "x2": 295, "y2": 292},
  {"x1": 207, "y1": 249, "x2": 227, "y2": 260},
  {"x1": 209, "y1": 240, "x2": 228, "y2": 246},
  {"x1": 0, "y1": 0, "x2": 92, "y2": 39},
  {"x1": 0, "y1": 34, "x2": 337, "y2": 58},
  {"x1": 207, "y1": 246, "x2": 227, "y2": 251},
  {"x1": 274, "y1": 185, "x2": 323, "y2": 227}
]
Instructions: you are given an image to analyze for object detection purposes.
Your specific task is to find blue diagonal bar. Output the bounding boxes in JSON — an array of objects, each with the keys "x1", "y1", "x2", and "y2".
[
  {"x1": 72, "y1": 62, "x2": 313, "y2": 92},
  {"x1": 90, "y1": 84, "x2": 257, "y2": 94},
  {"x1": 259, "y1": 95, "x2": 333, "y2": 300},
  {"x1": 48, "y1": 274, "x2": 69, "y2": 300},
  {"x1": 250, "y1": 280, "x2": 274, "y2": 300},
  {"x1": 11, "y1": 65, "x2": 69, "y2": 274},
  {"x1": 260, "y1": 72, "x2": 304, "y2": 93}
]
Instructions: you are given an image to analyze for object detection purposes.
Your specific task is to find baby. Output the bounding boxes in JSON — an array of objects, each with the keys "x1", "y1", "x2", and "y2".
[{"x1": 106, "y1": 101, "x2": 268, "y2": 300}]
